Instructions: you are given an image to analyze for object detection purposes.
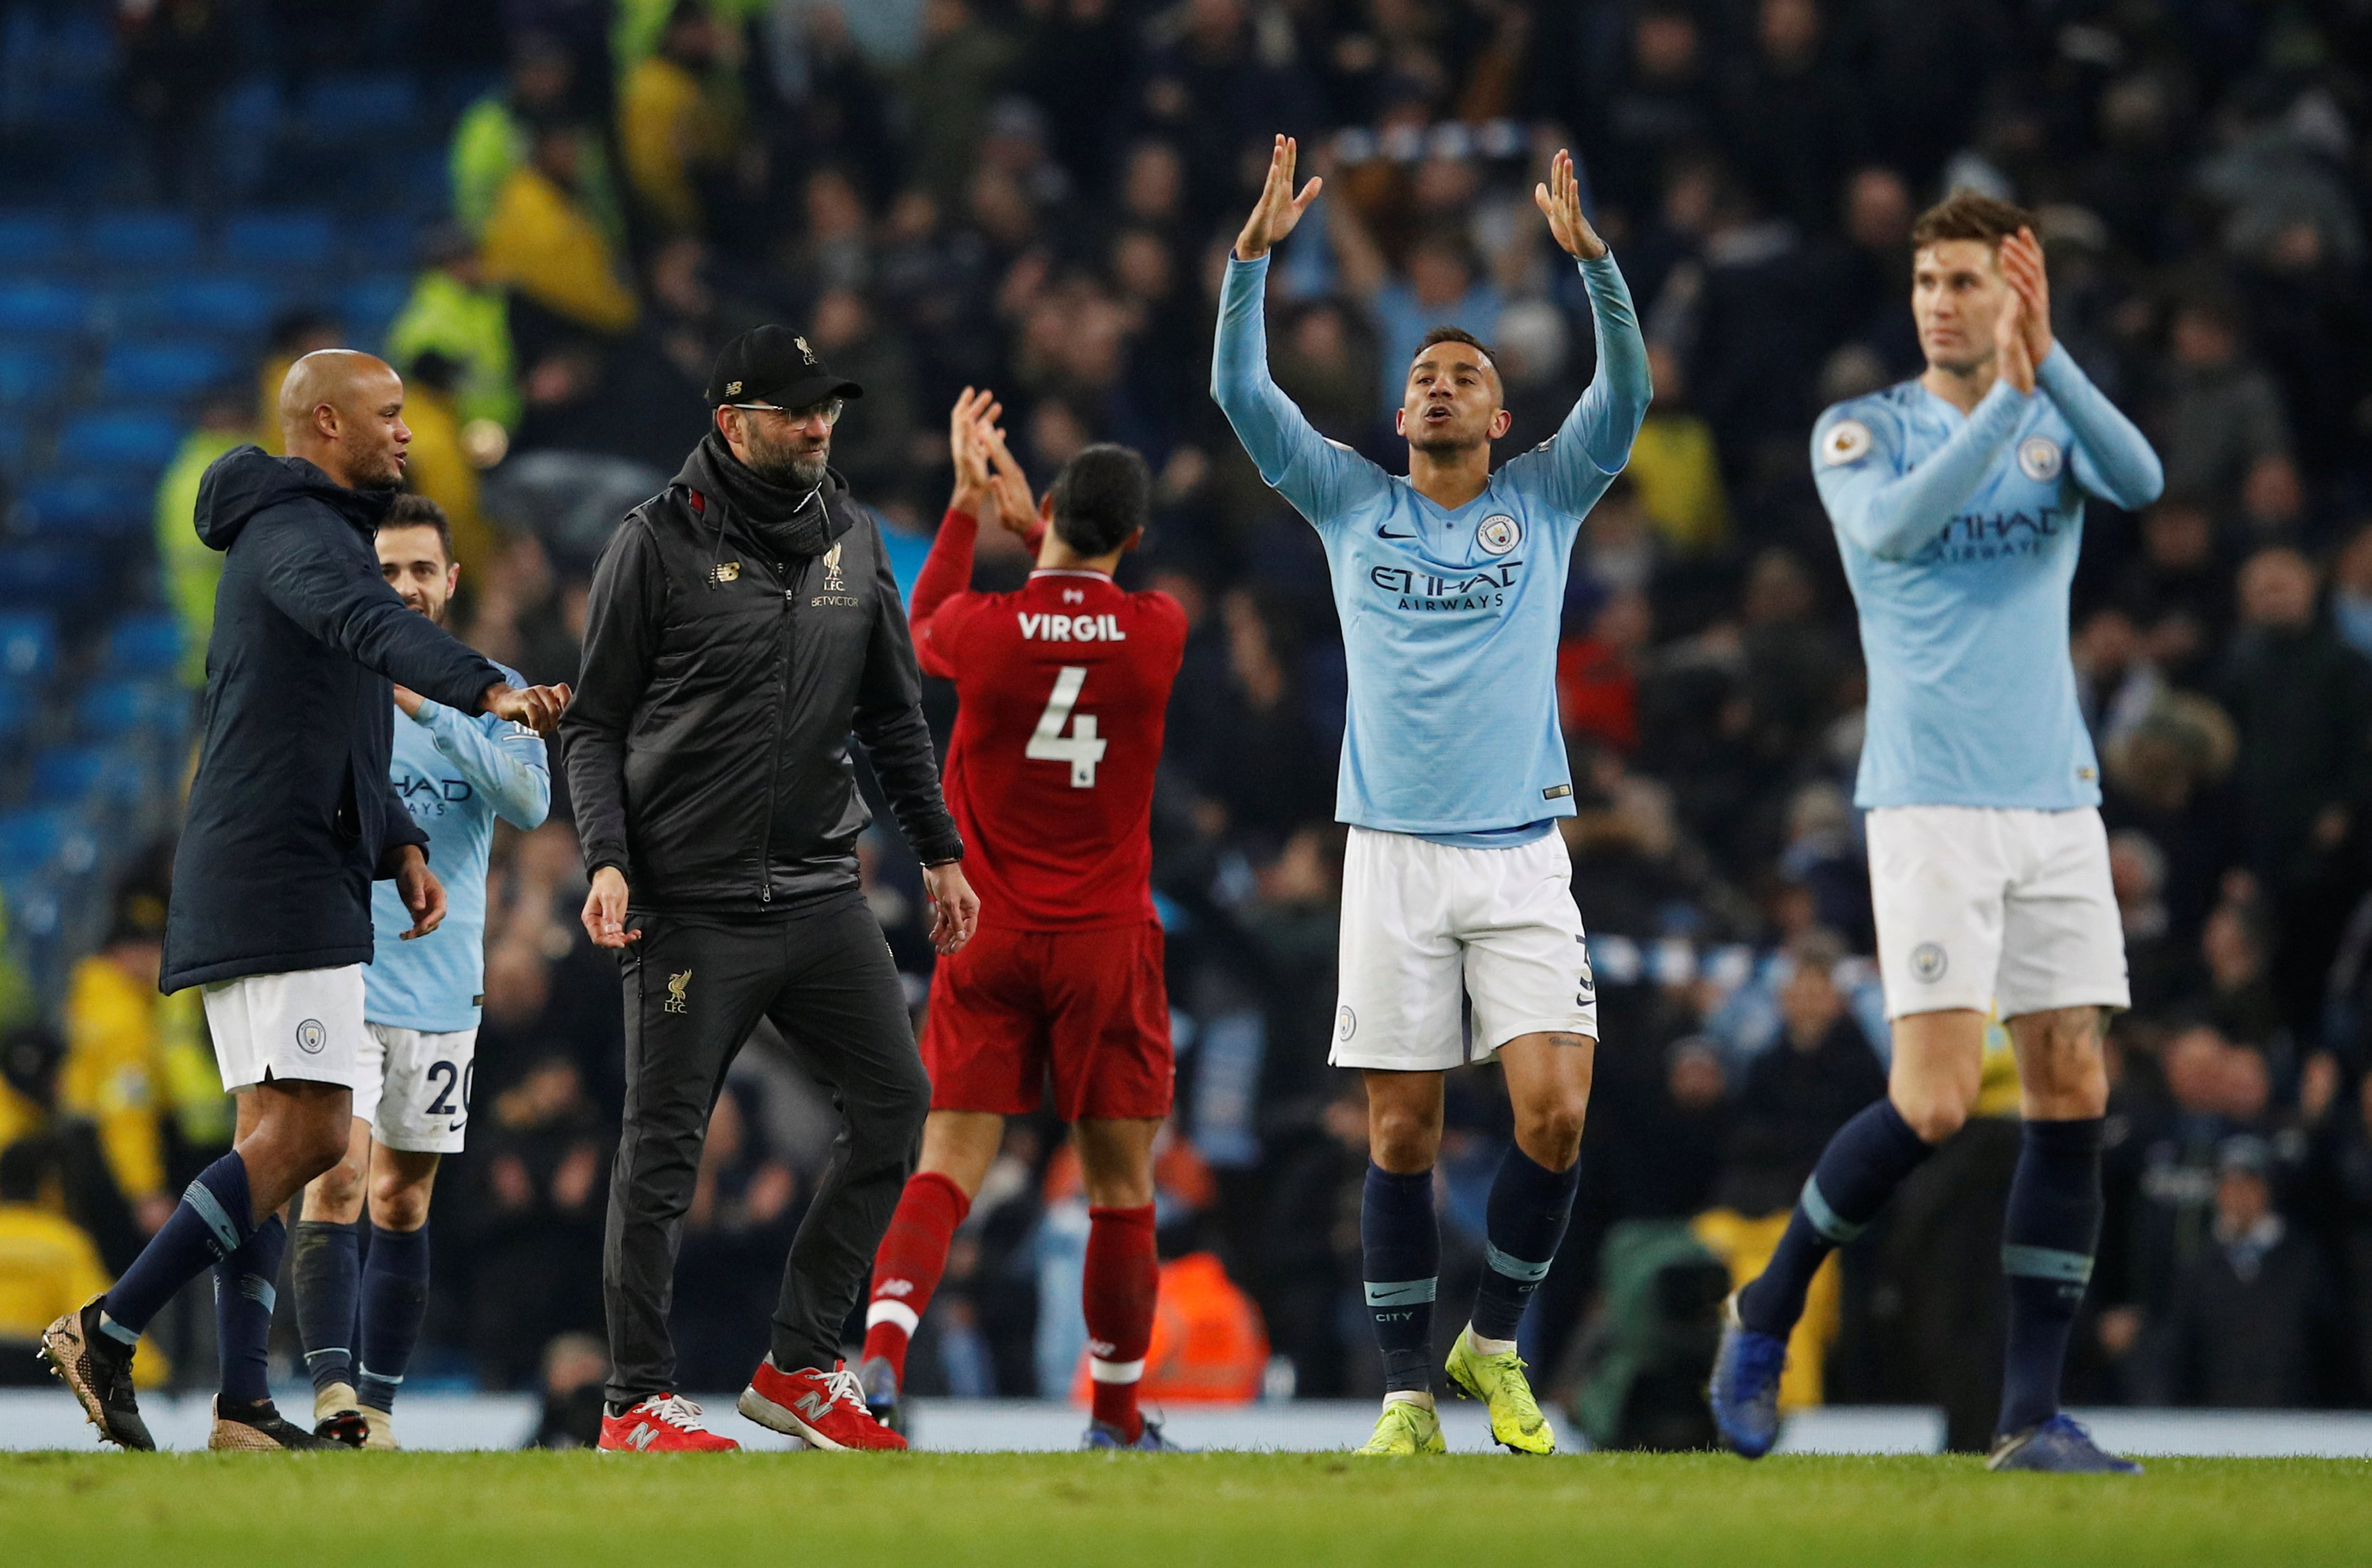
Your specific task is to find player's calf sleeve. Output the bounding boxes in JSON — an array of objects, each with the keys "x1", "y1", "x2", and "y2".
[
  {"x1": 293, "y1": 1219, "x2": 361, "y2": 1394},
  {"x1": 1997, "y1": 1117, "x2": 2105, "y2": 1437},
  {"x1": 101, "y1": 1149, "x2": 257, "y2": 1344},
  {"x1": 213, "y1": 1213, "x2": 287, "y2": 1407},
  {"x1": 358, "y1": 1222, "x2": 430, "y2": 1413},
  {"x1": 1470, "y1": 1145, "x2": 1580, "y2": 1344},
  {"x1": 1084, "y1": 1204, "x2": 1158, "y2": 1440},
  {"x1": 862, "y1": 1171, "x2": 970, "y2": 1379},
  {"x1": 1738, "y1": 1099, "x2": 1933, "y2": 1338},
  {"x1": 1362, "y1": 1164, "x2": 1440, "y2": 1395}
]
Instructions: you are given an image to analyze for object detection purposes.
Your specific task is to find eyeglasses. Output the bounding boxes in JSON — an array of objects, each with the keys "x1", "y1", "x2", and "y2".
[{"x1": 727, "y1": 398, "x2": 845, "y2": 427}]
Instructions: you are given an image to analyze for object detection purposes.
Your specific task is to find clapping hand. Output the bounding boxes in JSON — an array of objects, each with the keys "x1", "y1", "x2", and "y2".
[{"x1": 1997, "y1": 226, "x2": 2055, "y2": 370}]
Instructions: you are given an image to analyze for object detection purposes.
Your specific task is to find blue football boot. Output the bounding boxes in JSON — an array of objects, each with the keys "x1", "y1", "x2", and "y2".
[
  {"x1": 1084, "y1": 1416, "x2": 1184, "y2": 1451},
  {"x1": 1987, "y1": 1414, "x2": 2142, "y2": 1474},
  {"x1": 1707, "y1": 1292, "x2": 1788, "y2": 1459}
]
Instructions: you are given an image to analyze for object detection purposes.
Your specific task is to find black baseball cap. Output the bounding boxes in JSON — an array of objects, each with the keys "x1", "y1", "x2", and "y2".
[{"x1": 705, "y1": 325, "x2": 865, "y2": 409}]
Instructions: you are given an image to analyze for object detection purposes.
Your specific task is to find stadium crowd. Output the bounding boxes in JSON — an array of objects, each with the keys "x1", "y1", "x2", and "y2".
[{"x1": 3, "y1": 0, "x2": 2371, "y2": 1447}]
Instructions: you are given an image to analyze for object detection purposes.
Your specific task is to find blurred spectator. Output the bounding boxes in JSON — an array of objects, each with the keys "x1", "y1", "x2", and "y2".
[
  {"x1": 1719, "y1": 0, "x2": 1864, "y2": 237},
  {"x1": 2333, "y1": 523, "x2": 2372, "y2": 664},
  {"x1": 483, "y1": 123, "x2": 642, "y2": 337},
  {"x1": 451, "y1": 33, "x2": 623, "y2": 240},
  {"x1": 2147, "y1": 1136, "x2": 2344, "y2": 1406},
  {"x1": 618, "y1": 1, "x2": 743, "y2": 236},
  {"x1": 2112, "y1": 829, "x2": 2183, "y2": 1016},
  {"x1": 1559, "y1": 587, "x2": 1650, "y2": 756},
  {"x1": 397, "y1": 354, "x2": 498, "y2": 578},
  {"x1": 2150, "y1": 293, "x2": 2302, "y2": 533},
  {"x1": 155, "y1": 387, "x2": 256, "y2": 688},
  {"x1": 2114, "y1": 499, "x2": 2229, "y2": 684},
  {"x1": 1624, "y1": 344, "x2": 1729, "y2": 557},
  {"x1": 0, "y1": 1141, "x2": 129, "y2": 1386},
  {"x1": 525, "y1": 1331, "x2": 609, "y2": 1449},
  {"x1": 114, "y1": 0, "x2": 234, "y2": 205},
  {"x1": 1328, "y1": 207, "x2": 1502, "y2": 413},
  {"x1": 905, "y1": 0, "x2": 1019, "y2": 201},
  {"x1": 387, "y1": 226, "x2": 523, "y2": 435},
  {"x1": 459, "y1": 1054, "x2": 609, "y2": 1388},
  {"x1": 2215, "y1": 548, "x2": 2372, "y2": 1020}
]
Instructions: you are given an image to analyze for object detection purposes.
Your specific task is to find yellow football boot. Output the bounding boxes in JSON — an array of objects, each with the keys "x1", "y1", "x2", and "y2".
[
  {"x1": 1445, "y1": 1330, "x2": 1553, "y2": 1454},
  {"x1": 1356, "y1": 1395, "x2": 1447, "y2": 1456}
]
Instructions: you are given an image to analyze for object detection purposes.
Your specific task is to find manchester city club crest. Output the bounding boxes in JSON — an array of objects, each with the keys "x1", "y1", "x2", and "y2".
[
  {"x1": 295, "y1": 1018, "x2": 326, "y2": 1055},
  {"x1": 2018, "y1": 435, "x2": 2065, "y2": 482},
  {"x1": 1909, "y1": 942, "x2": 1949, "y2": 983},
  {"x1": 1476, "y1": 514, "x2": 1522, "y2": 556}
]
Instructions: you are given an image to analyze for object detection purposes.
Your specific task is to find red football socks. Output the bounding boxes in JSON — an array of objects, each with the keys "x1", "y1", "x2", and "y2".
[
  {"x1": 1084, "y1": 1204, "x2": 1159, "y2": 1441},
  {"x1": 861, "y1": 1171, "x2": 970, "y2": 1381}
]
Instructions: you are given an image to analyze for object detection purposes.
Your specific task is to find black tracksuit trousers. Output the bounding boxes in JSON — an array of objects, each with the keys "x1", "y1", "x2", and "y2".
[{"x1": 602, "y1": 899, "x2": 928, "y2": 1405}]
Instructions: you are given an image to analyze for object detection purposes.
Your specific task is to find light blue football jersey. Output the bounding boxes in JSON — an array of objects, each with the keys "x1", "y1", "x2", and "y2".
[
  {"x1": 367, "y1": 661, "x2": 550, "y2": 1031},
  {"x1": 1813, "y1": 348, "x2": 2164, "y2": 810},
  {"x1": 1212, "y1": 251, "x2": 1651, "y2": 837}
]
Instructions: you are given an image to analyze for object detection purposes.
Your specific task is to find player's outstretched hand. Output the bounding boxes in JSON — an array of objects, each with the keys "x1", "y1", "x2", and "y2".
[
  {"x1": 581, "y1": 865, "x2": 640, "y2": 949},
  {"x1": 922, "y1": 860, "x2": 980, "y2": 955},
  {"x1": 390, "y1": 844, "x2": 447, "y2": 941},
  {"x1": 1995, "y1": 286, "x2": 2037, "y2": 396},
  {"x1": 947, "y1": 386, "x2": 1002, "y2": 515},
  {"x1": 1534, "y1": 148, "x2": 1608, "y2": 261},
  {"x1": 1998, "y1": 226, "x2": 2054, "y2": 368},
  {"x1": 1235, "y1": 133, "x2": 1322, "y2": 262},
  {"x1": 485, "y1": 681, "x2": 571, "y2": 736}
]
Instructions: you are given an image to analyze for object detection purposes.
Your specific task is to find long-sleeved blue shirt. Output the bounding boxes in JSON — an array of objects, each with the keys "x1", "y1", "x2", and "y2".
[
  {"x1": 1212, "y1": 250, "x2": 1652, "y2": 837},
  {"x1": 367, "y1": 660, "x2": 550, "y2": 1031},
  {"x1": 1814, "y1": 346, "x2": 2165, "y2": 810}
]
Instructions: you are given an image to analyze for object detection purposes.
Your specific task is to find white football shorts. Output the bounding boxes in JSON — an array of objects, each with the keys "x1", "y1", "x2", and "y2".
[
  {"x1": 201, "y1": 964, "x2": 367, "y2": 1095},
  {"x1": 1866, "y1": 804, "x2": 2129, "y2": 1021},
  {"x1": 352, "y1": 1023, "x2": 478, "y2": 1153},
  {"x1": 1332, "y1": 826, "x2": 1598, "y2": 1072}
]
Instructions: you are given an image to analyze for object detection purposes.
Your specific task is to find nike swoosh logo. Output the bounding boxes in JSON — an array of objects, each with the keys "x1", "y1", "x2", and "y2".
[{"x1": 1377, "y1": 526, "x2": 1417, "y2": 539}]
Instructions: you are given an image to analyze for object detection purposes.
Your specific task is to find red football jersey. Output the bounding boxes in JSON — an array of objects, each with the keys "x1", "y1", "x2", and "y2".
[{"x1": 912, "y1": 511, "x2": 1187, "y2": 931}]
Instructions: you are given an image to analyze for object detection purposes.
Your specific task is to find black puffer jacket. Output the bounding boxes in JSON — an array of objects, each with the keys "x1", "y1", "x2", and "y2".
[
  {"x1": 561, "y1": 442, "x2": 960, "y2": 914},
  {"x1": 161, "y1": 447, "x2": 507, "y2": 991}
]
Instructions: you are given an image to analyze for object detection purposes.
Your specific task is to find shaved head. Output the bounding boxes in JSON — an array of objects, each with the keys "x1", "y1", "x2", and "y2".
[{"x1": 279, "y1": 349, "x2": 410, "y2": 490}]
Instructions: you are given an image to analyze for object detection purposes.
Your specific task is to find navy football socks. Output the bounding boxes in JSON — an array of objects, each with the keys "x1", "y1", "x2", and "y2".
[
  {"x1": 358, "y1": 1223, "x2": 430, "y2": 1413},
  {"x1": 1997, "y1": 1117, "x2": 2105, "y2": 1437},
  {"x1": 293, "y1": 1219, "x2": 361, "y2": 1394},
  {"x1": 1362, "y1": 1164, "x2": 1439, "y2": 1393},
  {"x1": 1738, "y1": 1099, "x2": 1934, "y2": 1338},
  {"x1": 213, "y1": 1214, "x2": 287, "y2": 1407},
  {"x1": 100, "y1": 1151, "x2": 258, "y2": 1342},
  {"x1": 1470, "y1": 1145, "x2": 1580, "y2": 1342}
]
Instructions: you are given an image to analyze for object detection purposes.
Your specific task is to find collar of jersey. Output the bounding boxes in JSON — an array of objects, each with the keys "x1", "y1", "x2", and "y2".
[
  {"x1": 1030, "y1": 568, "x2": 1113, "y2": 581},
  {"x1": 1389, "y1": 472, "x2": 1501, "y2": 523}
]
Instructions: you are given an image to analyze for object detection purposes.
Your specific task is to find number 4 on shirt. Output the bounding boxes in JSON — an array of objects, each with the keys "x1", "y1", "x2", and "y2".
[{"x1": 1027, "y1": 666, "x2": 1106, "y2": 787}]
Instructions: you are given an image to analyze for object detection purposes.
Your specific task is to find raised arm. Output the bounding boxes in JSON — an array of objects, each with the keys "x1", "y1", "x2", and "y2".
[
  {"x1": 1814, "y1": 384, "x2": 2029, "y2": 560},
  {"x1": 2000, "y1": 226, "x2": 2162, "y2": 510},
  {"x1": 418, "y1": 693, "x2": 552, "y2": 829},
  {"x1": 1497, "y1": 253, "x2": 1652, "y2": 513},
  {"x1": 1212, "y1": 136, "x2": 1382, "y2": 525},
  {"x1": 2037, "y1": 348, "x2": 2164, "y2": 511}
]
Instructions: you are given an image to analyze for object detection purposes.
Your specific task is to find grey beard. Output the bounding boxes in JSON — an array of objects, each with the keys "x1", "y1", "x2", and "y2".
[{"x1": 745, "y1": 447, "x2": 825, "y2": 488}]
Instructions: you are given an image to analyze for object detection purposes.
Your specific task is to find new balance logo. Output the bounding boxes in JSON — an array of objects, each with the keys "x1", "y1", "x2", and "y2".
[
  {"x1": 626, "y1": 1424, "x2": 659, "y2": 1449},
  {"x1": 793, "y1": 1391, "x2": 836, "y2": 1421}
]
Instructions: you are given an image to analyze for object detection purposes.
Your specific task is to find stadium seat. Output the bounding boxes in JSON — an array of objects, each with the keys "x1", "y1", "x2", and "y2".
[
  {"x1": 77, "y1": 678, "x2": 184, "y2": 741},
  {"x1": 32, "y1": 742, "x2": 146, "y2": 808},
  {"x1": 0, "y1": 280, "x2": 92, "y2": 337},
  {"x1": 347, "y1": 214, "x2": 422, "y2": 268},
  {"x1": 0, "y1": 611, "x2": 57, "y2": 678},
  {"x1": 222, "y1": 209, "x2": 338, "y2": 271},
  {"x1": 97, "y1": 341, "x2": 239, "y2": 401},
  {"x1": 0, "y1": 807, "x2": 77, "y2": 879},
  {"x1": 0, "y1": 344, "x2": 68, "y2": 407},
  {"x1": 111, "y1": 276, "x2": 279, "y2": 336},
  {"x1": 300, "y1": 73, "x2": 422, "y2": 135},
  {"x1": 56, "y1": 410, "x2": 183, "y2": 472},
  {"x1": 103, "y1": 612, "x2": 181, "y2": 676},
  {"x1": 0, "y1": 543, "x2": 104, "y2": 605},
  {"x1": 342, "y1": 274, "x2": 412, "y2": 338},
  {"x1": 0, "y1": 681, "x2": 31, "y2": 741},
  {"x1": 0, "y1": 213, "x2": 70, "y2": 270},
  {"x1": 16, "y1": 477, "x2": 148, "y2": 537},
  {"x1": 0, "y1": 417, "x2": 30, "y2": 474},
  {"x1": 87, "y1": 211, "x2": 203, "y2": 272}
]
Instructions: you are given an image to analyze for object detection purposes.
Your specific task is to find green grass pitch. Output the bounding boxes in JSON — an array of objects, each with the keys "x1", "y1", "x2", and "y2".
[{"x1": 5, "y1": 1451, "x2": 2368, "y2": 1566}]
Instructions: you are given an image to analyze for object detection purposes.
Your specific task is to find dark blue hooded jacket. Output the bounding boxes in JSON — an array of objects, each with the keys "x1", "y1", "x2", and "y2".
[{"x1": 161, "y1": 446, "x2": 506, "y2": 993}]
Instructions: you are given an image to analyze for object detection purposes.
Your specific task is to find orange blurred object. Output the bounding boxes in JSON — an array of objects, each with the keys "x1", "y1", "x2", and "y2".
[{"x1": 1071, "y1": 1252, "x2": 1268, "y2": 1407}]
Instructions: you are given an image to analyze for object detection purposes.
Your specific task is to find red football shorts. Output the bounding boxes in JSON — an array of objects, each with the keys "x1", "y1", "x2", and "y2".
[{"x1": 920, "y1": 919, "x2": 1172, "y2": 1121}]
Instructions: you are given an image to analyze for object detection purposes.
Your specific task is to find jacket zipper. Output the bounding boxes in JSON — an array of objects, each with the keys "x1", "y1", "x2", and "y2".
[{"x1": 754, "y1": 554, "x2": 796, "y2": 903}]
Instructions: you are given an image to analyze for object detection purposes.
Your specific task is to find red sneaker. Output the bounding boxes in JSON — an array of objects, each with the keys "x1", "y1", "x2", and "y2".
[
  {"x1": 737, "y1": 1357, "x2": 907, "y2": 1451},
  {"x1": 598, "y1": 1394, "x2": 741, "y2": 1453}
]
